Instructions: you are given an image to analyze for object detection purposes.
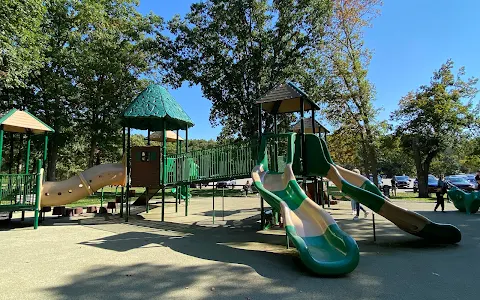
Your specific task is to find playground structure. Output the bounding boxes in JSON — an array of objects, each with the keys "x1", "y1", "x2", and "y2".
[
  {"x1": 0, "y1": 82, "x2": 462, "y2": 276},
  {"x1": 447, "y1": 187, "x2": 480, "y2": 214}
]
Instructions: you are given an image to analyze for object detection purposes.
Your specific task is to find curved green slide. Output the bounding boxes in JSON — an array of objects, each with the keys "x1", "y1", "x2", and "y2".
[
  {"x1": 252, "y1": 133, "x2": 360, "y2": 276},
  {"x1": 302, "y1": 133, "x2": 461, "y2": 244},
  {"x1": 171, "y1": 186, "x2": 191, "y2": 200},
  {"x1": 447, "y1": 187, "x2": 480, "y2": 214}
]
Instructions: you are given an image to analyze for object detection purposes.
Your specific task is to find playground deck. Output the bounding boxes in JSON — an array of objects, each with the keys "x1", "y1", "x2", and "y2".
[{"x1": 0, "y1": 199, "x2": 477, "y2": 300}]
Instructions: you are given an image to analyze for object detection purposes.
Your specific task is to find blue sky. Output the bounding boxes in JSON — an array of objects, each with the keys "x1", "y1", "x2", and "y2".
[{"x1": 136, "y1": 0, "x2": 480, "y2": 140}]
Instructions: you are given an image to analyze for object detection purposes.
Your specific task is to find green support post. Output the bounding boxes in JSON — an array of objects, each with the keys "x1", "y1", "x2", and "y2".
[
  {"x1": 161, "y1": 121, "x2": 166, "y2": 222},
  {"x1": 212, "y1": 182, "x2": 215, "y2": 224},
  {"x1": 120, "y1": 127, "x2": 125, "y2": 218},
  {"x1": 25, "y1": 133, "x2": 31, "y2": 174},
  {"x1": 125, "y1": 127, "x2": 131, "y2": 222},
  {"x1": 0, "y1": 126, "x2": 4, "y2": 172},
  {"x1": 34, "y1": 159, "x2": 42, "y2": 229},
  {"x1": 43, "y1": 133, "x2": 48, "y2": 166},
  {"x1": 185, "y1": 127, "x2": 189, "y2": 216},
  {"x1": 175, "y1": 129, "x2": 179, "y2": 213}
]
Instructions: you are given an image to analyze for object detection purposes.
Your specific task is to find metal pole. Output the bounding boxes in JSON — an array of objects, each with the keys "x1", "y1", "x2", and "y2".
[
  {"x1": 147, "y1": 129, "x2": 151, "y2": 145},
  {"x1": 273, "y1": 113, "x2": 278, "y2": 172},
  {"x1": 213, "y1": 183, "x2": 215, "y2": 224},
  {"x1": 100, "y1": 187, "x2": 104, "y2": 208},
  {"x1": 125, "y1": 127, "x2": 131, "y2": 221},
  {"x1": 185, "y1": 126, "x2": 189, "y2": 216},
  {"x1": 300, "y1": 98, "x2": 306, "y2": 191},
  {"x1": 222, "y1": 187, "x2": 225, "y2": 221},
  {"x1": 161, "y1": 121, "x2": 166, "y2": 222},
  {"x1": 260, "y1": 195, "x2": 265, "y2": 229},
  {"x1": 175, "y1": 129, "x2": 179, "y2": 213},
  {"x1": 321, "y1": 177, "x2": 325, "y2": 208},
  {"x1": 373, "y1": 213, "x2": 376, "y2": 242},
  {"x1": 0, "y1": 127, "x2": 4, "y2": 172},
  {"x1": 25, "y1": 133, "x2": 31, "y2": 174},
  {"x1": 120, "y1": 127, "x2": 125, "y2": 217},
  {"x1": 9, "y1": 132, "x2": 13, "y2": 174},
  {"x1": 43, "y1": 133, "x2": 48, "y2": 166}
]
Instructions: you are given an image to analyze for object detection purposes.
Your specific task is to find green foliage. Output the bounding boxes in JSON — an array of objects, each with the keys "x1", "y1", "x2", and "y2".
[
  {"x1": 163, "y1": 0, "x2": 331, "y2": 140},
  {"x1": 0, "y1": 0, "x2": 165, "y2": 180},
  {"x1": 376, "y1": 133, "x2": 415, "y2": 177},
  {"x1": 392, "y1": 59, "x2": 479, "y2": 196},
  {"x1": 0, "y1": 0, "x2": 46, "y2": 87}
]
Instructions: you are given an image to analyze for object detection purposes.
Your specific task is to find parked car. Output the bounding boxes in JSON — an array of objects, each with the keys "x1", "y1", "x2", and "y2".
[
  {"x1": 394, "y1": 175, "x2": 410, "y2": 188},
  {"x1": 445, "y1": 175, "x2": 475, "y2": 192},
  {"x1": 216, "y1": 180, "x2": 236, "y2": 189},
  {"x1": 413, "y1": 174, "x2": 439, "y2": 193},
  {"x1": 465, "y1": 174, "x2": 478, "y2": 189}
]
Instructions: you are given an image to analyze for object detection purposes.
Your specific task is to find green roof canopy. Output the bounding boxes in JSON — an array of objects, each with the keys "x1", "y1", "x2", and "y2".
[
  {"x1": 121, "y1": 85, "x2": 194, "y2": 131},
  {"x1": 256, "y1": 82, "x2": 320, "y2": 114}
]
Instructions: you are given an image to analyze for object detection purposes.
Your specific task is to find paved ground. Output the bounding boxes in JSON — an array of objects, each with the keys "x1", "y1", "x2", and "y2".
[{"x1": 0, "y1": 196, "x2": 478, "y2": 300}]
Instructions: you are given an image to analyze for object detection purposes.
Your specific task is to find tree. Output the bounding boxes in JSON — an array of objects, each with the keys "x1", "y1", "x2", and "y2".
[
  {"x1": 392, "y1": 59, "x2": 478, "y2": 197},
  {"x1": 377, "y1": 133, "x2": 415, "y2": 177},
  {"x1": 164, "y1": 0, "x2": 331, "y2": 140},
  {"x1": 0, "y1": 0, "x2": 45, "y2": 88},
  {"x1": 301, "y1": 0, "x2": 383, "y2": 185}
]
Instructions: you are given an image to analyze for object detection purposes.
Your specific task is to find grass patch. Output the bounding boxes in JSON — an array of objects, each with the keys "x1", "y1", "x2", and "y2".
[{"x1": 390, "y1": 192, "x2": 436, "y2": 202}]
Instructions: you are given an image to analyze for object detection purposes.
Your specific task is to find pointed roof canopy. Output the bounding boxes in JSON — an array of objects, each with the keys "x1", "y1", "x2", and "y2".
[
  {"x1": 0, "y1": 109, "x2": 54, "y2": 134},
  {"x1": 121, "y1": 85, "x2": 194, "y2": 131},
  {"x1": 256, "y1": 82, "x2": 320, "y2": 114},
  {"x1": 149, "y1": 130, "x2": 184, "y2": 143},
  {"x1": 291, "y1": 119, "x2": 330, "y2": 134}
]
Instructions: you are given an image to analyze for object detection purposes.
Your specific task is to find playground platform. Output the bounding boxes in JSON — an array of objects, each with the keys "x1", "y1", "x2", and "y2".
[{"x1": 0, "y1": 198, "x2": 477, "y2": 300}]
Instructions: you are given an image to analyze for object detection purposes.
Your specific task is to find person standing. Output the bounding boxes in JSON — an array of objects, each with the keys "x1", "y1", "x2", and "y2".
[
  {"x1": 434, "y1": 175, "x2": 447, "y2": 212},
  {"x1": 391, "y1": 176, "x2": 397, "y2": 197},
  {"x1": 475, "y1": 170, "x2": 480, "y2": 190},
  {"x1": 352, "y1": 168, "x2": 369, "y2": 220}
]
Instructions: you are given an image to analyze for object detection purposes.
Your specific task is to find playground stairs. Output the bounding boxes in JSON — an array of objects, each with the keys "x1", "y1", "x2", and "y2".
[{"x1": 132, "y1": 187, "x2": 161, "y2": 206}]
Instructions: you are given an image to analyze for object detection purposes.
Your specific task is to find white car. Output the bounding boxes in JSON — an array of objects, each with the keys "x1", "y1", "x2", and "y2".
[{"x1": 216, "y1": 180, "x2": 236, "y2": 189}]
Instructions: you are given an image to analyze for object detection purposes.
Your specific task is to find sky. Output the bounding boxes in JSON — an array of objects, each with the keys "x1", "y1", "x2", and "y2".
[{"x1": 136, "y1": 0, "x2": 480, "y2": 140}]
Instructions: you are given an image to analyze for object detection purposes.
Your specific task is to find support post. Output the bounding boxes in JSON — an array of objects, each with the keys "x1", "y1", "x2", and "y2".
[
  {"x1": 120, "y1": 127, "x2": 125, "y2": 217},
  {"x1": 313, "y1": 177, "x2": 318, "y2": 204},
  {"x1": 273, "y1": 113, "x2": 278, "y2": 172},
  {"x1": 125, "y1": 127, "x2": 131, "y2": 221},
  {"x1": 212, "y1": 182, "x2": 215, "y2": 224},
  {"x1": 300, "y1": 98, "x2": 306, "y2": 191},
  {"x1": 373, "y1": 213, "x2": 376, "y2": 242},
  {"x1": 100, "y1": 187, "x2": 104, "y2": 208},
  {"x1": 9, "y1": 132, "x2": 13, "y2": 173},
  {"x1": 185, "y1": 126, "x2": 189, "y2": 216},
  {"x1": 43, "y1": 133, "x2": 48, "y2": 166},
  {"x1": 0, "y1": 126, "x2": 4, "y2": 172},
  {"x1": 161, "y1": 121, "x2": 166, "y2": 222},
  {"x1": 260, "y1": 196, "x2": 265, "y2": 229},
  {"x1": 175, "y1": 129, "x2": 179, "y2": 213},
  {"x1": 321, "y1": 177, "x2": 325, "y2": 208},
  {"x1": 147, "y1": 129, "x2": 151, "y2": 145},
  {"x1": 222, "y1": 187, "x2": 225, "y2": 221},
  {"x1": 34, "y1": 160, "x2": 42, "y2": 229},
  {"x1": 25, "y1": 133, "x2": 31, "y2": 174}
]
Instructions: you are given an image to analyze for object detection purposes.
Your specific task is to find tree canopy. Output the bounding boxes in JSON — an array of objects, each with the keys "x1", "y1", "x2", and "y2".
[{"x1": 392, "y1": 59, "x2": 478, "y2": 196}]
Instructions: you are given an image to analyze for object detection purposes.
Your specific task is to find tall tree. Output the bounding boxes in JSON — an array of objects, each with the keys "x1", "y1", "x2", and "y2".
[
  {"x1": 392, "y1": 59, "x2": 478, "y2": 197},
  {"x1": 164, "y1": 0, "x2": 331, "y2": 140},
  {"x1": 302, "y1": 0, "x2": 383, "y2": 185},
  {"x1": 0, "y1": 0, "x2": 45, "y2": 88}
]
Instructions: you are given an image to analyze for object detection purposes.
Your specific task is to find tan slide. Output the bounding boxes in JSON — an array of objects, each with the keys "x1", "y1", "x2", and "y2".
[{"x1": 41, "y1": 163, "x2": 126, "y2": 207}]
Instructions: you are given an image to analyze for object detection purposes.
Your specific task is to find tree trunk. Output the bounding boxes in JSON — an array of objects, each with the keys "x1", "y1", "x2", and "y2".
[{"x1": 88, "y1": 135, "x2": 97, "y2": 168}]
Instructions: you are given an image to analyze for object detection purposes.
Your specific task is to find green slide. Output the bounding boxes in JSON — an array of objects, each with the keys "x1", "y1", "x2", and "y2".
[
  {"x1": 301, "y1": 133, "x2": 461, "y2": 244},
  {"x1": 171, "y1": 186, "x2": 191, "y2": 200},
  {"x1": 252, "y1": 133, "x2": 360, "y2": 276},
  {"x1": 447, "y1": 188, "x2": 480, "y2": 214}
]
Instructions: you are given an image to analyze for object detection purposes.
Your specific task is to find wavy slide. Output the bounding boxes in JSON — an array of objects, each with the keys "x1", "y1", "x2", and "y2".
[
  {"x1": 303, "y1": 133, "x2": 461, "y2": 244},
  {"x1": 41, "y1": 162, "x2": 126, "y2": 207},
  {"x1": 447, "y1": 188, "x2": 480, "y2": 214},
  {"x1": 252, "y1": 133, "x2": 360, "y2": 276}
]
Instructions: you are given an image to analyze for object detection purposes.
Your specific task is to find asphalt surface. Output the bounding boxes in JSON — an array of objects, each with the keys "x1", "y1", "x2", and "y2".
[{"x1": 0, "y1": 198, "x2": 477, "y2": 300}]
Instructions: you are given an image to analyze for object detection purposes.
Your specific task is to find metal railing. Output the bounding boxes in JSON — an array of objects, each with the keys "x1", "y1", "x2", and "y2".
[
  {"x1": 0, "y1": 173, "x2": 38, "y2": 206},
  {"x1": 165, "y1": 139, "x2": 259, "y2": 184}
]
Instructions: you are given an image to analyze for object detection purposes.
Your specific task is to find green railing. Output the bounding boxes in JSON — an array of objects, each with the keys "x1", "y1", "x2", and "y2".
[
  {"x1": 165, "y1": 139, "x2": 259, "y2": 184},
  {"x1": 0, "y1": 173, "x2": 38, "y2": 207}
]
